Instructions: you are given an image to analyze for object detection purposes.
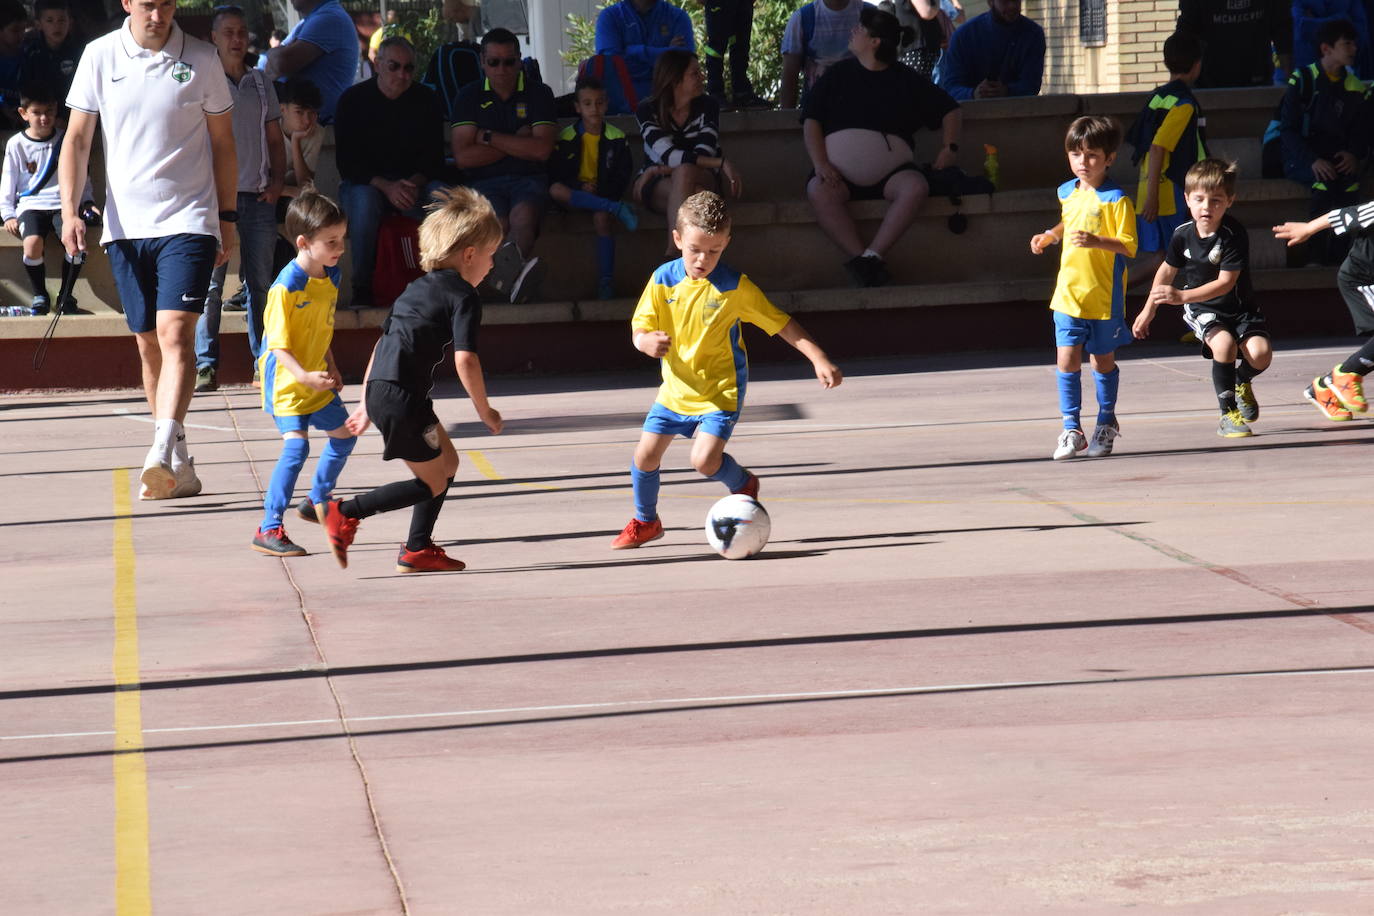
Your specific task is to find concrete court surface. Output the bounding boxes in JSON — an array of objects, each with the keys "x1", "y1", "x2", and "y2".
[{"x1": 2, "y1": 340, "x2": 1374, "y2": 915}]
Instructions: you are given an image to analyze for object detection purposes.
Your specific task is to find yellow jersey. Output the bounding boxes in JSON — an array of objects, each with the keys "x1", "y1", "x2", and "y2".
[
  {"x1": 259, "y1": 262, "x2": 341, "y2": 417},
  {"x1": 1050, "y1": 179, "x2": 1137, "y2": 321}
]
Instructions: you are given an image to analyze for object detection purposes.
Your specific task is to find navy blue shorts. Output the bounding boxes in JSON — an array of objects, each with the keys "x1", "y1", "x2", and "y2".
[
  {"x1": 106, "y1": 234, "x2": 218, "y2": 334},
  {"x1": 470, "y1": 173, "x2": 548, "y2": 219}
]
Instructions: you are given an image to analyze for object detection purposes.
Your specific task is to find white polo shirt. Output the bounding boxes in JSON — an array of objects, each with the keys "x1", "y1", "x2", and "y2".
[{"x1": 67, "y1": 19, "x2": 233, "y2": 244}]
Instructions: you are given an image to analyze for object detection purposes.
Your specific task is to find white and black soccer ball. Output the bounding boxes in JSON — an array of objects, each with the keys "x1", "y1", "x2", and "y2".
[{"x1": 705, "y1": 494, "x2": 771, "y2": 560}]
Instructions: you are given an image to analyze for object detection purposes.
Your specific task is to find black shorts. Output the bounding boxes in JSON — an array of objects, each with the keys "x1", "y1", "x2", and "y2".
[
  {"x1": 17, "y1": 208, "x2": 61, "y2": 240},
  {"x1": 1183, "y1": 306, "x2": 1269, "y2": 359},
  {"x1": 366, "y1": 380, "x2": 443, "y2": 463},
  {"x1": 806, "y1": 163, "x2": 919, "y2": 201},
  {"x1": 1337, "y1": 262, "x2": 1374, "y2": 336}
]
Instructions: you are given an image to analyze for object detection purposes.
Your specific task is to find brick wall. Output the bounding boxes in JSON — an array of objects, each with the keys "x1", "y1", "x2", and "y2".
[{"x1": 1023, "y1": 0, "x2": 1178, "y2": 94}]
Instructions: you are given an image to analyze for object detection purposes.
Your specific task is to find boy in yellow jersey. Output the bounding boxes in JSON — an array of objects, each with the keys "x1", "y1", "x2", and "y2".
[
  {"x1": 1031, "y1": 115, "x2": 1138, "y2": 460},
  {"x1": 548, "y1": 76, "x2": 637, "y2": 300},
  {"x1": 611, "y1": 190, "x2": 842, "y2": 550},
  {"x1": 252, "y1": 191, "x2": 356, "y2": 557}
]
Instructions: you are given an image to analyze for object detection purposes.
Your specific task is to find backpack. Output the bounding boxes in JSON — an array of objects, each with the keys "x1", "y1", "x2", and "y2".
[
  {"x1": 1125, "y1": 78, "x2": 1208, "y2": 187},
  {"x1": 372, "y1": 213, "x2": 424, "y2": 309},
  {"x1": 577, "y1": 53, "x2": 639, "y2": 115},
  {"x1": 421, "y1": 40, "x2": 482, "y2": 122},
  {"x1": 1262, "y1": 64, "x2": 1319, "y2": 179}
]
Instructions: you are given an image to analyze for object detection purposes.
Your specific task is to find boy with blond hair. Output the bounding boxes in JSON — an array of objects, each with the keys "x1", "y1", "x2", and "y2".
[
  {"x1": 611, "y1": 190, "x2": 842, "y2": 550},
  {"x1": 317, "y1": 187, "x2": 505, "y2": 573},
  {"x1": 1031, "y1": 115, "x2": 1138, "y2": 460},
  {"x1": 1134, "y1": 159, "x2": 1270, "y2": 438},
  {"x1": 253, "y1": 191, "x2": 355, "y2": 557}
]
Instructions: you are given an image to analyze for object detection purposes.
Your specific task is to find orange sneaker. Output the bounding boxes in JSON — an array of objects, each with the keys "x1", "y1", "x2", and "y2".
[
  {"x1": 1304, "y1": 377, "x2": 1354, "y2": 422},
  {"x1": 317, "y1": 499, "x2": 359, "y2": 568},
  {"x1": 396, "y1": 542, "x2": 466, "y2": 573},
  {"x1": 611, "y1": 517, "x2": 664, "y2": 549},
  {"x1": 732, "y1": 472, "x2": 760, "y2": 499},
  {"x1": 1327, "y1": 365, "x2": 1368, "y2": 413}
]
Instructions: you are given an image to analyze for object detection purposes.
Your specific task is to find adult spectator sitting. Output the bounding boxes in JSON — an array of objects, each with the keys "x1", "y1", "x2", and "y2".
[
  {"x1": 778, "y1": 0, "x2": 862, "y2": 110},
  {"x1": 595, "y1": 0, "x2": 695, "y2": 104},
  {"x1": 804, "y1": 4, "x2": 961, "y2": 287},
  {"x1": 423, "y1": 0, "x2": 484, "y2": 122},
  {"x1": 937, "y1": 0, "x2": 1044, "y2": 100},
  {"x1": 333, "y1": 36, "x2": 446, "y2": 307},
  {"x1": 1178, "y1": 0, "x2": 1292, "y2": 87},
  {"x1": 452, "y1": 28, "x2": 557, "y2": 304},
  {"x1": 633, "y1": 49, "x2": 741, "y2": 255},
  {"x1": 264, "y1": 0, "x2": 358, "y2": 123}
]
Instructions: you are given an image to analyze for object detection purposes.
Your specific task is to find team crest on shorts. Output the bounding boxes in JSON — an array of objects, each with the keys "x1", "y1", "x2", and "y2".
[
  {"x1": 171, "y1": 61, "x2": 192, "y2": 83},
  {"x1": 423, "y1": 423, "x2": 440, "y2": 449}
]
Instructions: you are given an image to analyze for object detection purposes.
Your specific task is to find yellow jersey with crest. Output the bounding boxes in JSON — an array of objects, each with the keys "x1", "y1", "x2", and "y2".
[
  {"x1": 258, "y1": 261, "x2": 340, "y2": 417},
  {"x1": 1050, "y1": 178, "x2": 1137, "y2": 320},
  {"x1": 631, "y1": 259, "x2": 791, "y2": 414}
]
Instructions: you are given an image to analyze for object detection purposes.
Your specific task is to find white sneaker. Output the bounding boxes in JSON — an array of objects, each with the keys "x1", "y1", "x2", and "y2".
[
  {"x1": 140, "y1": 449, "x2": 175, "y2": 498},
  {"x1": 167, "y1": 458, "x2": 202, "y2": 498},
  {"x1": 1086, "y1": 421, "x2": 1120, "y2": 458},
  {"x1": 1052, "y1": 428, "x2": 1087, "y2": 460}
]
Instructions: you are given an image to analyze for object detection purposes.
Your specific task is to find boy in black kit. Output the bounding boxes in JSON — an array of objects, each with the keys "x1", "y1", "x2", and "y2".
[
  {"x1": 1277, "y1": 201, "x2": 1374, "y2": 421},
  {"x1": 317, "y1": 187, "x2": 505, "y2": 573},
  {"x1": 20, "y1": 0, "x2": 83, "y2": 111},
  {"x1": 1134, "y1": 159, "x2": 1271, "y2": 438}
]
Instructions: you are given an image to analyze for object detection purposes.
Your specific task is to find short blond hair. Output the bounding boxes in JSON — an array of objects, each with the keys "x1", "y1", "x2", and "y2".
[
  {"x1": 676, "y1": 190, "x2": 731, "y2": 235},
  {"x1": 419, "y1": 186, "x2": 504, "y2": 272},
  {"x1": 1184, "y1": 158, "x2": 1239, "y2": 198}
]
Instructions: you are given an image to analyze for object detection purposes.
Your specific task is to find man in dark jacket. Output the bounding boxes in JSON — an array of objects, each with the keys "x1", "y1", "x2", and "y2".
[{"x1": 1178, "y1": 0, "x2": 1292, "y2": 87}]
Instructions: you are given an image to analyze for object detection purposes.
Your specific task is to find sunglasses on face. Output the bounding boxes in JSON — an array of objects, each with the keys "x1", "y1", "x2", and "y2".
[
  {"x1": 383, "y1": 60, "x2": 416, "y2": 73},
  {"x1": 485, "y1": 57, "x2": 520, "y2": 68}
]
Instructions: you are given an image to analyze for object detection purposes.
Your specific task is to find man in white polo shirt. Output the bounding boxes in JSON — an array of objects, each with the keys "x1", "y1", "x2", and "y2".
[{"x1": 59, "y1": 0, "x2": 239, "y2": 500}]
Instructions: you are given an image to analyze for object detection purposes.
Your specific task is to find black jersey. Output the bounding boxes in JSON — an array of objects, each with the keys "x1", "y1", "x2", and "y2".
[
  {"x1": 1327, "y1": 199, "x2": 1374, "y2": 278},
  {"x1": 369, "y1": 269, "x2": 482, "y2": 397},
  {"x1": 1164, "y1": 215, "x2": 1255, "y2": 314}
]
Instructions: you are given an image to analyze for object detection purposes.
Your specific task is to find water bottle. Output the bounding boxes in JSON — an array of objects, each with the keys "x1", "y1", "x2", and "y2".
[{"x1": 983, "y1": 144, "x2": 1000, "y2": 190}]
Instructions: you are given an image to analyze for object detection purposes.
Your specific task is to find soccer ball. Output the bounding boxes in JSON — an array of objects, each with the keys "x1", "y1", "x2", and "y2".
[{"x1": 705, "y1": 494, "x2": 771, "y2": 560}]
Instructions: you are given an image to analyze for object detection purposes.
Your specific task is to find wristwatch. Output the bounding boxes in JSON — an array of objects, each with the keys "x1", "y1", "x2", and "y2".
[
  {"x1": 481, "y1": 129, "x2": 493, "y2": 146},
  {"x1": 219, "y1": 209, "x2": 239, "y2": 223}
]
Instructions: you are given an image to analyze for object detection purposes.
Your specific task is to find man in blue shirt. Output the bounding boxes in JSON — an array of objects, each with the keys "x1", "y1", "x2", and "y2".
[
  {"x1": 595, "y1": 0, "x2": 695, "y2": 102},
  {"x1": 938, "y1": 0, "x2": 1045, "y2": 101},
  {"x1": 265, "y1": 0, "x2": 358, "y2": 123}
]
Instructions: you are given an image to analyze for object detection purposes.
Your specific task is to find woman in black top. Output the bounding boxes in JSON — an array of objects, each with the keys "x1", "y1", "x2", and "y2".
[
  {"x1": 633, "y1": 49, "x2": 743, "y2": 253},
  {"x1": 802, "y1": 4, "x2": 962, "y2": 287}
]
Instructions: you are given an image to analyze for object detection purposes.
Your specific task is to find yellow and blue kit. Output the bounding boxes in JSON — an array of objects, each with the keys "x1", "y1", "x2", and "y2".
[
  {"x1": 632, "y1": 259, "x2": 791, "y2": 415},
  {"x1": 259, "y1": 261, "x2": 341, "y2": 417},
  {"x1": 1050, "y1": 178, "x2": 1138, "y2": 322}
]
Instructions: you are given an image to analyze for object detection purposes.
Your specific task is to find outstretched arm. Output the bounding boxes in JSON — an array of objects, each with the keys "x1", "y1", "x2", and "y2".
[{"x1": 778, "y1": 318, "x2": 842, "y2": 388}]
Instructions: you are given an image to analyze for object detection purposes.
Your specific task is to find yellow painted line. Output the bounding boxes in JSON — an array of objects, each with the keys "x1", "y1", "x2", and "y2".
[
  {"x1": 463, "y1": 449, "x2": 558, "y2": 490},
  {"x1": 112, "y1": 468, "x2": 151, "y2": 915}
]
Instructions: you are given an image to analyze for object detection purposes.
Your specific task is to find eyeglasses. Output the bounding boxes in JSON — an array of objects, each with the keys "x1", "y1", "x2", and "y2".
[
  {"x1": 383, "y1": 60, "x2": 416, "y2": 73},
  {"x1": 485, "y1": 57, "x2": 520, "y2": 68}
]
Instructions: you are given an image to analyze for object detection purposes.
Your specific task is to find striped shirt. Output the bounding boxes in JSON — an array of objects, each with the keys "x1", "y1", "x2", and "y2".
[
  {"x1": 635, "y1": 95, "x2": 721, "y2": 169},
  {"x1": 1327, "y1": 200, "x2": 1374, "y2": 236}
]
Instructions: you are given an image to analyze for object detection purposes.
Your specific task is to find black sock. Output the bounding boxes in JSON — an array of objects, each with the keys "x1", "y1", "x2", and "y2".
[
  {"x1": 24, "y1": 262, "x2": 46, "y2": 298},
  {"x1": 1338, "y1": 337, "x2": 1374, "y2": 375},
  {"x1": 341, "y1": 477, "x2": 433, "y2": 520},
  {"x1": 406, "y1": 477, "x2": 453, "y2": 551},
  {"x1": 1236, "y1": 357, "x2": 1263, "y2": 384},
  {"x1": 1213, "y1": 360, "x2": 1238, "y2": 412}
]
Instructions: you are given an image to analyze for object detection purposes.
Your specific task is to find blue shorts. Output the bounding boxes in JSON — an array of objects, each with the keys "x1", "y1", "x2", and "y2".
[
  {"x1": 106, "y1": 234, "x2": 218, "y2": 334},
  {"x1": 470, "y1": 173, "x2": 548, "y2": 219},
  {"x1": 643, "y1": 402, "x2": 740, "y2": 441},
  {"x1": 1136, "y1": 188, "x2": 1188, "y2": 253},
  {"x1": 1054, "y1": 310, "x2": 1131, "y2": 355},
  {"x1": 271, "y1": 395, "x2": 350, "y2": 435}
]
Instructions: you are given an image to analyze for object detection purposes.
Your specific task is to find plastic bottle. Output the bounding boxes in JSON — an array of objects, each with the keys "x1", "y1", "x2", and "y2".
[{"x1": 983, "y1": 144, "x2": 1000, "y2": 190}]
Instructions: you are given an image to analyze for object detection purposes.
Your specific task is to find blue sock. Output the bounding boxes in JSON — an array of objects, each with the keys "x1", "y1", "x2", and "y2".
[
  {"x1": 569, "y1": 189, "x2": 618, "y2": 214},
  {"x1": 707, "y1": 452, "x2": 749, "y2": 491},
  {"x1": 631, "y1": 463, "x2": 660, "y2": 522},
  {"x1": 309, "y1": 434, "x2": 356, "y2": 504},
  {"x1": 262, "y1": 438, "x2": 309, "y2": 530},
  {"x1": 1057, "y1": 370, "x2": 1082, "y2": 430},
  {"x1": 1093, "y1": 367, "x2": 1120, "y2": 425},
  {"x1": 596, "y1": 235, "x2": 615, "y2": 284}
]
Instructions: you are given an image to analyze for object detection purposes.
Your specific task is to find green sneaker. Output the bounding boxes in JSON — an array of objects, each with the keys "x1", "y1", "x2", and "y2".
[
  {"x1": 195, "y1": 365, "x2": 217, "y2": 393},
  {"x1": 1217, "y1": 409, "x2": 1253, "y2": 438},
  {"x1": 1234, "y1": 381, "x2": 1258, "y2": 421}
]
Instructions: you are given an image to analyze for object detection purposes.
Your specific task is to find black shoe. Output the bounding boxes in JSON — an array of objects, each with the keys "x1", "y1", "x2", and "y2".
[
  {"x1": 29, "y1": 295, "x2": 50, "y2": 316},
  {"x1": 296, "y1": 497, "x2": 318, "y2": 524},
  {"x1": 252, "y1": 525, "x2": 307, "y2": 557},
  {"x1": 842, "y1": 255, "x2": 890, "y2": 288},
  {"x1": 732, "y1": 91, "x2": 773, "y2": 110},
  {"x1": 59, "y1": 295, "x2": 80, "y2": 315},
  {"x1": 222, "y1": 288, "x2": 248, "y2": 311},
  {"x1": 510, "y1": 256, "x2": 545, "y2": 304}
]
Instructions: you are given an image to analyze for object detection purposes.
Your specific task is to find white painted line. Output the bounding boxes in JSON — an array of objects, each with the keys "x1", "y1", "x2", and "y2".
[
  {"x1": 4, "y1": 665, "x2": 1372, "y2": 743},
  {"x1": 112, "y1": 407, "x2": 276, "y2": 434}
]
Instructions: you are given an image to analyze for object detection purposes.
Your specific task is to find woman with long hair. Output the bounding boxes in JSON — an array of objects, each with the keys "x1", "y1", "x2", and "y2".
[
  {"x1": 633, "y1": 49, "x2": 743, "y2": 252},
  {"x1": 802, "y1": 4, "x2": 962, "y2": 286}
]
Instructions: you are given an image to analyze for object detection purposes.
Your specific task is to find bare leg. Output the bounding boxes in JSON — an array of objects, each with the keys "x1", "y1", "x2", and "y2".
[
  {"x1": 154, "y1": 310, "x2": 199, "y2": 424},
  {"x1": 869, "y1": 169, "x2": 929, "y2": 257},
  {"x1": 806, "y1": 175, "x2": 863, "y2": 258}
]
